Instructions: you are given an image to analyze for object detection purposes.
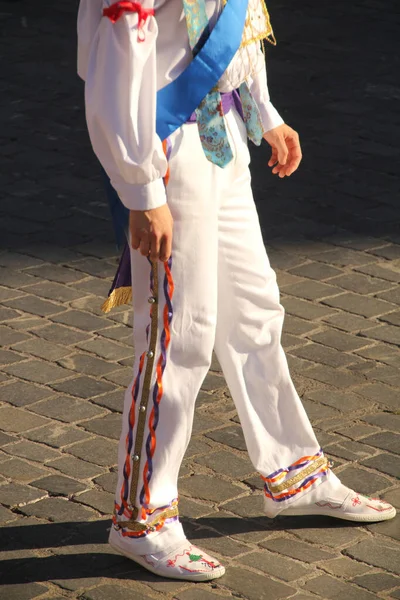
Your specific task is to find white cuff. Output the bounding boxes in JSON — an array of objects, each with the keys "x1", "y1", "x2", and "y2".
[
  {"x1": 114, "y1": 178, "x2": 167, "y2": 211},
  {"x1": 259, "y1": 101, "x2": 285, "y2": 134}
]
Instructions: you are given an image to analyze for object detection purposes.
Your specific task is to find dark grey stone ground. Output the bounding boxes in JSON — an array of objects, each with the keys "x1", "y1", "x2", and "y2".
[{"x1": 0, "y1": 0, "x2": 399, "y2": 598}]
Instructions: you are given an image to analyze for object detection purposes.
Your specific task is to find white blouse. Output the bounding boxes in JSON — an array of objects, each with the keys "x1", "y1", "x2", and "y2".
[{"x1": 77, "y1": 0, "x2": 284, "y2": 210}]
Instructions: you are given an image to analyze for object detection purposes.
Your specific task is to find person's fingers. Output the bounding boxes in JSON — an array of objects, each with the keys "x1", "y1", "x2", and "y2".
[
  {"x1": 149, "y1": 232, "x2": 161, "y2": 261},
  {"x1": 275, "y1": 136, "x2": 289, "y2": 166},
  {"x1": 131, "y1": 231, "x2": 141, "y2": 250},
  {"x1": 284, "y1": 133, "x2": 302, "y2": 176},
  {"x1": 268, "y1": 148, "x2": 278, "y2": 167},
  {"x1": 160, "y1": 233, "x2": 172, "y2": 262},
  {"x1": 139, "y1": 231, "x2": 150, "y2": 256}
]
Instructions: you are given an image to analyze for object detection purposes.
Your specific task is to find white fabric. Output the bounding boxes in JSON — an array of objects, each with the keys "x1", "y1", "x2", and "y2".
[
  {"x1": 77, "y1": 0, "x2": 284, "y2": 210},
  {"x1": 113, "y1": 108, "x2": 320, "y2": 554}
]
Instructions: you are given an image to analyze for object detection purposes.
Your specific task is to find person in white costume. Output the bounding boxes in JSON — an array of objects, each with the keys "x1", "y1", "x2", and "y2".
[{"x1": 77, "y1": 0, "x2": 396, "y2": 582}]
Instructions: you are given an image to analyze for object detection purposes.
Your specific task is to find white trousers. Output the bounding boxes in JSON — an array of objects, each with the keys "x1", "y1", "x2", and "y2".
[{"x1": 112, "y1": 109, "x2": 327, "y2": 553}]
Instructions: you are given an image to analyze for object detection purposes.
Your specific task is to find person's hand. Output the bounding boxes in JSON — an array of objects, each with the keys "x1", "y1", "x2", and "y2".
[
  {"x1": 263, "y1": 124, "x2": 302, "y2": 178},
  {"x1": 130, "y1": 204, "x2": 173, "y2": 262}
]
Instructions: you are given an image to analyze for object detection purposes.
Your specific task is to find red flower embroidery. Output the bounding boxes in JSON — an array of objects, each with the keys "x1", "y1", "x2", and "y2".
[{"x1": 352, "y1": 496, "x2": 362, "y2": 507}]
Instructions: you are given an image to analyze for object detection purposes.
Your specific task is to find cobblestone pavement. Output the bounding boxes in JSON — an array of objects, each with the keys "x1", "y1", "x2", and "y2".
[{"x1": 0, "y1": 0, "x2": 399, "y2": 599}]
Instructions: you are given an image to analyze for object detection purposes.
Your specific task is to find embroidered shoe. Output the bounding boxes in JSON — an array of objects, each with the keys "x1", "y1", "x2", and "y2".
[
  {"x1": 275, "y1": 491, "x2": 396, "y2": 522},
  {"x1": 109, "y1": 529, "x2": 225, "y2": 581}
]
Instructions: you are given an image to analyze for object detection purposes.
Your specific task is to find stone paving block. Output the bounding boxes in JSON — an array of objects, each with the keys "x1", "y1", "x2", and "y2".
[
  {"x1": 317, "y1": 248, "x2": 377, "y2": 267},
  {"x1": 74, "y1": 489, "x2": 114, "y2": 514},
  {"x1": 67, "y1": 437, "x2": 118, "y2": 467},
  {"x1": 4, "y1": 295, "x2": 66, "y2": 317},
  {"x1": 308, "y1": 329, "x2": 371, "y2": 352},
  {"x1": 367, "y1": 516, "x2": 400, "y2": 542},
  {"x1": 289, "y1": 261, "x2": 343, "y2": 280},
  {"x1": 322, "y1": 557, "x2": 370, "y2": 578},
  {"x1": 70, "y1": 257, "x2": 118, "y2": 279},
  {"x1": 0, "y1": 349, "x2": 26, "y2": 366},
  {"x1": 369, "y1": 244, "x2": 400, "y2": 260},
  {"x1": 200, "y1": 372, "x2": 227, "y2": 392},
  {"x1": 305, "y1": 364, "x2": 366, "y2": 389},
  {"x1": 303, "y1": 574, "x2": 378, "y2": 600},
  {"x1": 362, "y1": 412, "x2": 400, "y2": 432},
  {"x1": 103, "y1": 366, "x2": 133, "y2": 387},
  {"x1": 37, "y1": 323, "x2": 92, "y2": 345},
  {"x1": 72, "y1": 276, "x2": 112, "y2": 297},
  {"x1": 91, "y1": 389, "x2": 124, "y2": 413},
  {"x1": 99, "y1": 325, "x2": 133, "y2": 342},
  {"x1": 0, "y1": 504, "x2": 19, "y2": 525},
  {"x1": 4, "y1": 359, "x2": 75, "y2": 385},
  {"x1": 11, "y1": 338, "x2": 72, "y2": 361},
  {"x1": 378, "y1": 287, "x2": 400, "y2": 306},
  {"x1": 178, "y1": 496, "x2": 213, "y2": 518},
  {"x1": 175, "y1": 589, "x2": 232, "y2": 600},
  {"x1": 281, "y1": 332, "x2": 308, "y2": 349},
  {"x1": 0, "y1": 583, "x2": 49, "y2": 600},
  {"x1": 301, "y1": 398, "x2": 340, "y2": 421},
  {"x1": 282, "y1": 280, "x2": 339, "y2": 301},
  {"x1": 0, "y1": 432, "x2": 15, "y2": 446},
  {"x1": 360, "y1": 431, "x2": 399, "y2": 454},
  {"x1": 0, "y1": 306, "x2": 21, "y2": 322},
  {"x1": 0, "y1": 380, "x2": 55, "y2": 407},
  {"x1": 0, "y1": 458, "x2": 48, "y2": 483},
  {"x1": 77, "y1": 337, "x2": 133, "y2": 361},
  {"x1": 51, "y1": 375, "x2": 116, "y2": 399},
  {"x1": 361, "y1": 454, "x2": 399, "y2": 479},
  {"x1": 10, "y1": 317, "x2": 50, "y2": 331},
  {"x1": 346, "y1": 538, "x2": 400, "y2": 575},
  {"x1": 0, "y1": 286, "x2": 26, "y2": 302},
  {"x1": 328, "y1": 439, "x2": 376, "y2": 461},
  {"x1": 330, "y1": 272, "x2": 395, "y2": 295},
  {"x1": 0, "y1": 482, "x2": 47, "y2": 507},
  {"x1": 198, "y1": 451, "x2": 254, "y2": 478},
  {"x1": 354, "y1": 383, "x2": 399, "y2": 409},
  {"x1": 25, "y1": 423, "x2": 92, "y2": 448},
  {"x1": 179, "y1": 474, "x2": 243, "y2": 503},
  {"x1": 70, "y1": 295, "x2": 106, "y2": 316},
  {"x1": 203, "y1": 509, "x2": 271, "y2": 543},
  {"x1": 0, "y1": 406, "x2": 50, "y2": 433},
  {"x1": 306, "y1": 389, "x2": 368, "y2": 412},
  {"x1": 261, "y1": 536, "x2": 336, "y2": 563},
  {"x1": 48, "y1": 456, "x2": 105, "y2": 480},
  {"x1": 23, "y1": 280, "x2": 83, "y2": 303},
  {"x1": 363, "y1": 323, "x2": 400, "y2": 344},
  {"x1": 222, "y1": 494, "x2": 264, "y2": 519},
  {"x1": 281, "y1": 297, "x2": 336, "y2": 320},
  {"x1": 283, "y1": 315, "x2": 319, "y2": 335},
  {"x1": 81, "y1": 584, "x2": 155, "y2": 600},
  {"x1": 357, "y1": 263, "x2": 400, "y2": 283},
  {"x1": 363, "y1": 364, "x2": 399, "y2": 386},
  {"x1": 356, "y1": 343, "x2": 400, "y2": 367},
  {"x1": 59, "y1": 353, "x2": 119, "y2": 377},
  {"x1": 336, "y1": 465, "x2": 392, "y2": 495},
  {"x1": 52, "y1": 309, "x2": 110, "y2": 331},
  {"x1": 93, "y1": 472, "x2": 118, "y2": 495},
  {"x1": 286, "y1": 521, "x2": 367, "y2": 548},
  {"x1": 30, "y1": 474, "x2": 87, "y2": 496},
  {"x1": 241, "y1": 549, "x2": 312, "y2": 581},
  {"x1": 3, "y1": 440, "x2": 61, "y2": 463},
  {"x1": 192, "y1": 414, "x2": 224, "y2": 435},
  {"x1": 323, "y1": 292, "x2": 397, "y2": 318},
  {"x1": 291, "y1": 343, "x2": 358, "y2": 368},
  {"x1": 336, "y1": 423, "x2": 380, "y2": 440},
  {"x1": 0, "y1": 325, "x2": 31, "y2": 346},
  {"x1": 29, "y1": 395, "x2": 106, "y2": 423},
  {"x1": 352, "y1": 573, "x2": 400, "y2": 592},
  {"x1": 223, "y1": 565, "x2": 295, "y2": 600},
  {"x1": 185, "y1": 436, "x2": 213, "y2": 458},
  {"x1": 205, "y1": 425, "x2": 247, "y2": 451},
  {"x1": 24, "y1": 264, "x2": 85, "y2": 284},
  {"x1": 0, "y1": 266, "x2": 38, "y2": 288},
  {"x1": 192, "y1": 531, "x2": 250, "y2": 557},
  {"x1": 20, "y1": 497, "x2": 97, "y2": 522},
  {"x1": 322, "y1": 312, "x2": 377, "y2": 333}
]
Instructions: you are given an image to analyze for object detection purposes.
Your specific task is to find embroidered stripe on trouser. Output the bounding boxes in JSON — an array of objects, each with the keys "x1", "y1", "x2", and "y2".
[{"x1": 113, "y1": 106, "x2": 326, "y2": 554}]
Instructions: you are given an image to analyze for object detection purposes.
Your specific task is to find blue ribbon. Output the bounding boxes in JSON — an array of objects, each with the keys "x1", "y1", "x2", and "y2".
[{"x1": 156, "y1": 0, "x2": 248, "y2": 140}]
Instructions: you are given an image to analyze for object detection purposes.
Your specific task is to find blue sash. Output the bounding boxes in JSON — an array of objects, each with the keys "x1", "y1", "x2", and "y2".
[{"x1": 156, "y1": 0, "x2": 248, "y2": 140}]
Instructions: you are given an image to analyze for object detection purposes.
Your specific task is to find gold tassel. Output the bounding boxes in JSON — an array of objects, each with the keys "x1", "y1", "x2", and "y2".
[{"x1": 101, "y1": 286, "x2": 133, "y2": 313}]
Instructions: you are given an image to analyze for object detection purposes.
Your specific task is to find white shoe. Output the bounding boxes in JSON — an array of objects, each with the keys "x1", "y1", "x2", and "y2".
[
  {"x1": 109, "y1": 528, "x2": 225, "y2": 581},
  {"x1": 274, "y1": 490, "x2": 396, "y2": 522}
]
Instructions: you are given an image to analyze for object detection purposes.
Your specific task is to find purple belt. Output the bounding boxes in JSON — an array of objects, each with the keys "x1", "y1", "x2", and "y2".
[{"x1": 187, "y1": 89, "x2": 243, "y2": 123}]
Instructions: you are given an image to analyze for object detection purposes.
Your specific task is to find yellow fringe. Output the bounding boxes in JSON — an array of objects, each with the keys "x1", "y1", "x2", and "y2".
[{"x1": 101, "y1": 286, "x2": 132, "y2": 313}]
